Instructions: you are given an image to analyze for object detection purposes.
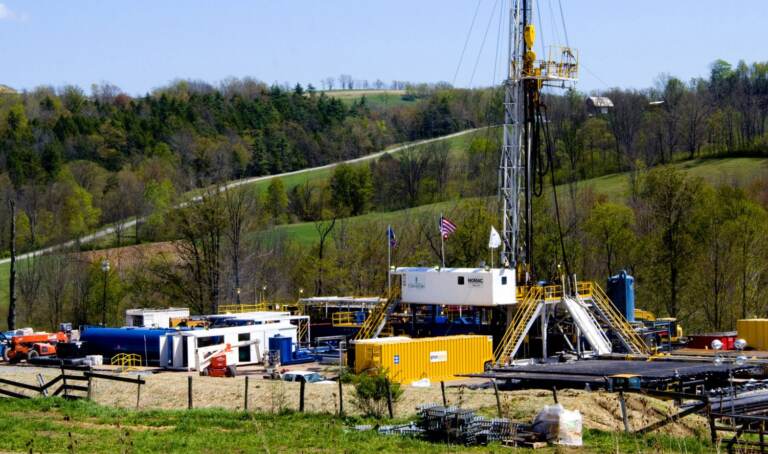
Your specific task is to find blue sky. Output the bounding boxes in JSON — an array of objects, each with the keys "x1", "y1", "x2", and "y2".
[{"x1": 0, "y1": 1, "x2": 766, "y2": 95}]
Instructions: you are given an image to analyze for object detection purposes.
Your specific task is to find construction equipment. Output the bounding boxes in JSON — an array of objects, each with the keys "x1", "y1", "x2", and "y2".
[
  {"x1": 2, "y1": 331, "x2": 67, "y2": 363},
  {"x1": 202, "y1": 353, "x2": 237, "y2": 377}
]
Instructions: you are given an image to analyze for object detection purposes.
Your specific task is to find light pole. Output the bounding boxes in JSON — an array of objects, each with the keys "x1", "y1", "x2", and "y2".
[
  {"x1": 236, "y1": 287, "x2": 241, "y2": 306},
  {"x1": 101, "y1": 259, "x2": 110, "y2": 326},
  {"x1": 712, "y1": 338, "x2": 748, "y2": 416}
]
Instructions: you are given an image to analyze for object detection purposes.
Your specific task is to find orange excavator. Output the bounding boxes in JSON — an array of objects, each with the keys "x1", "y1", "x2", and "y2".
[{"x1": 1, "y1": 332, "x2": 68, "y2": 363}]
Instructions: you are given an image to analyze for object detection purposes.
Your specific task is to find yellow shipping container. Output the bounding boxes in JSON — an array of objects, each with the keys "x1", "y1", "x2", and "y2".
[
  {"x1": 738, "y1": 319, "x2": 768, "y2": 351},
  {"x1": 354, "y1": 335, "x2": 493, "y2": 383}
]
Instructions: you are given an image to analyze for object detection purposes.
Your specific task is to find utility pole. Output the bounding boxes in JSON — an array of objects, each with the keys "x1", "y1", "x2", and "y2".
[
  {"x1": 7, "y1": 198, "x2": 17, "y2": 331},
  {"x1": 101, "y1": 259, "x2": 110, "y2": 325}
]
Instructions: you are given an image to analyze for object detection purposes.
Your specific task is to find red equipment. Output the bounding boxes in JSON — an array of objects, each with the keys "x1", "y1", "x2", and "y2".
[
  {"x1": 201, "y1": 353, "x2": 237, "y2": 377},
  {"x1": 3, "y1": 332, "x2": 67, "y2": 363}
]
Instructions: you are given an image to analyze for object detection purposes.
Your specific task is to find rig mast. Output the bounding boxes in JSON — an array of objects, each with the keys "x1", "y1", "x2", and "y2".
[{"x1": 499, "y1": 0, "x2": 578, "y2": 283}]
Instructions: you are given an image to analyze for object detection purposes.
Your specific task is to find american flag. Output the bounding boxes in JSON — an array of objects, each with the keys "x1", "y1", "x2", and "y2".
[
  {"x1": 439, "y1": 215, "x2": 457, "y2": 239},
  {"x1": 387, "y1": 226, "x2": 397, "y2": 248}
]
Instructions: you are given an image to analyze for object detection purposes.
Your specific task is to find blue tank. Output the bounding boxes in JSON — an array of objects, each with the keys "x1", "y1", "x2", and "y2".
[
  {"x1": 607, "y1": 270, "x2": 635, "y2": 322},
  {"x1": 269, "y1": 335, "x2": 293, "y2": 364},
  {"x1": 80, "y1": 326, "x2": 175, "y2": 366}
]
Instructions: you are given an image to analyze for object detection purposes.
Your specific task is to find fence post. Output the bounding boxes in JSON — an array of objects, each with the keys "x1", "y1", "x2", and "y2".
[
  {"x1": 385, "y1": 378, "x2": 394, "y2": 419},
  {"x1": 37, "y1": 374, "x2": 48, "y2": 397},
  {"x1": 60, "y1": 363, "x2": 68, "y2": 399},
  {"x1": 440, "y1": 381, "x2": 447, "y2": 407},
  {"x1": 552, "y1": 386, "x2": 558, "y2": 404},
  {"x1": 299, "y1": 380, "x2": 306, "y2": 412},
  {"x1": 87, "y1": 367, "x2": 93, "y2": 401},
  {"x1": 244, "y1": 376, "x2": 249, "y2": 411},
  {"x1": 187, "y1": 376, "x2": 193, "y2": 410},
  {"x1": 338, "y1": 378, "x2": 344, "y2": 416},
  {"x1": 618, "y1": 391, "x2": 629, "y2": 433},
  {"x1": 135, "y1": 376, "x2": 142, "y2": 410},
  {"x1": 491, "y1": 379, "x2": 502, "y2": 417}
]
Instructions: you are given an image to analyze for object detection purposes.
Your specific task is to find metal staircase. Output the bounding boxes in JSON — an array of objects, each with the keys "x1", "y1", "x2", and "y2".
[
  {"x1": 587, "y1": 282, "x2": 650, "y2": 355},
  {"x1": 354, "y1": 289, "x2": 399, "y2": 341},
  {"x1": 493, "y1": 286, "x2": 544, "y2": 366},
  {"x1": 562, "y1": 295, "x2": 612, "y2": 355}
]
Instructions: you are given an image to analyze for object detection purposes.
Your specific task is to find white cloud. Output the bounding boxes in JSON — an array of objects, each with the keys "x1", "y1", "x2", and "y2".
[{"x1": 0, "y1": 3, "x2": 23, "y2": 21}]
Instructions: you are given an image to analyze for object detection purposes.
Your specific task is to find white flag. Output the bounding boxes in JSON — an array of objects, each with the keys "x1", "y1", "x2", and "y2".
[{"x1": 488, "y1": 226, "x2": 501, "y2": 249}]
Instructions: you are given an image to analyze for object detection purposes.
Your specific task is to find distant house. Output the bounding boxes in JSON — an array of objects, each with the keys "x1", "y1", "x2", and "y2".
[{"x1": 586, "y1": 96, "x2": 613, "y2": 115}]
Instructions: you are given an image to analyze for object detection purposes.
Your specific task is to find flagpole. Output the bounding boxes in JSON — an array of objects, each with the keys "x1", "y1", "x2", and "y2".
[
  {"x1": 440, "y1": 214, "x2": 445, "y2": 268},
  {"x1": 387, "y1": 225, "x2": 392, "y2": 296}
]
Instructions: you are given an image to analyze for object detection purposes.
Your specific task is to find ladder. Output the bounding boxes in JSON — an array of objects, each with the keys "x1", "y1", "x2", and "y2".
[
  {"x1": 493, "y1": 286, "x2": 544, "y2": 366},
  {"x1": 587, "y1": 282, "x2": 650, "y2": 355},
  {"x1": 562, "y1": 296, "x2": 612, "y2": 355},
  {"x1": 354, "y1": 288, "x2": 399, "y2": 341}
]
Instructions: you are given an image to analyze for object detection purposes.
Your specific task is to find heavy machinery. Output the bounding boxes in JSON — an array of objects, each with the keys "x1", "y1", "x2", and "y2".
[
  {"x1": 1, "y1": 331, "x2": 68, "y2": 363},
  {"x1": 201, "y1": 352, "x2": 237, "y2": 377}
]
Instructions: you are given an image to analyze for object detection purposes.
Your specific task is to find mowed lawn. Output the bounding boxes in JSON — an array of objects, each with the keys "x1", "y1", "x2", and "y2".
[{"x1": 0, "y1": 398, "x2": 713, "y2": 454}]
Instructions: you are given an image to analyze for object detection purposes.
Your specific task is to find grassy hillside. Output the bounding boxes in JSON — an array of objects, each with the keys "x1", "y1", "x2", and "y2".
[
  {"x1": 208, "y1": 128, "x2": 483, "y2": 197},
  {"x1": 572, "y1": 157, "x2": 768, "y2": 201},
  {"x1": 324, "y1": 89, "x2": 417, "y2": 108}
]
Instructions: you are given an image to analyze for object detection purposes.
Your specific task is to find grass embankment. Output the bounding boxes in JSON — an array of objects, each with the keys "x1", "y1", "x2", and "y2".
[{"x1": 0, "y1": 398, "x2": 712, "y2": 453}]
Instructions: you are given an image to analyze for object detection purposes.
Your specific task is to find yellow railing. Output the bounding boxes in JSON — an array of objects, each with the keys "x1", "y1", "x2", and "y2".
[
  {"x1": 111, "y1": 353, "x2": 142, "y2": 372},
  {"x1": 332, "y1": 311, "x2": 362, "y2": 327},
  {"x1": 493, "y1": 286, "x2": 543, "y2": 365},
  {"x1": 218, "y1": 302, "x2": 298, "y2": 314},
  {"x1": 354, "y1": 288, "x2": 400, "y2": 341},
  {"x1": 588, "y1": 282, "x2": 650, "y2": 356}
]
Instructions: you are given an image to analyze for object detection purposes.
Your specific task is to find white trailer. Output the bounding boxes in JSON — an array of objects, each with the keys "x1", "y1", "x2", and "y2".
[
  {"x1": 161, "y1": 320, "x2": 298, "y2": 371},
  {"x1": 393, "y1": 267, "x2": 517, "y2": 306},
  {"x1": 125, "y1": 308, "x2": 190, "y2": 328}
]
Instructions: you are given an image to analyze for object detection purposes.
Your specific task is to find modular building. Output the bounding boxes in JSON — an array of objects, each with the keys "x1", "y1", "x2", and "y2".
[
  {"x1": 125, "y1": 308, "x2": 190, "y2": 328},
  {"x1": 161, "y1": 316, "x2": 300, "y2": 371},
  {"x1": 354, "y1": 335, "x2": 494, "y2": 383},
  {"x1": 393, "y1": 267, "x2": 516, "y2": 306}
]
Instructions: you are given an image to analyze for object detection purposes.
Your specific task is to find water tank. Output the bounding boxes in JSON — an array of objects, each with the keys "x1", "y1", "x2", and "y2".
[
  {"x1": 80, "y1": 326, "x2": 174, "y2": 366},
  {"x1": 269, "y1": 335, "x2": 292, "y2": 364},
  {"x1": 607, "y1": 270, "x2": 635, "y2": 322}
]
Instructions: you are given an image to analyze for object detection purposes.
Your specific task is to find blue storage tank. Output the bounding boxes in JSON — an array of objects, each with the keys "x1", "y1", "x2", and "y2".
[
  {"x1": 269, "y1": 335, "x2": 293, "y2": 364},
  {"x1": 607, "y1": 270, "x2": 635, "y2": 322},
  {"x1": 80, "y1": 326, "x2": 174, "y2": 366}
]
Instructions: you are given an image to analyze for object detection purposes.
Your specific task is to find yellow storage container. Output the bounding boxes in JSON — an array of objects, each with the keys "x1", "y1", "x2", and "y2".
[
  {"x1": 738, "y1": 319, "x2": 768, "y2": 351},
  {"x1": 354, "y1": 335, "x2": 493, "y2": 383}
]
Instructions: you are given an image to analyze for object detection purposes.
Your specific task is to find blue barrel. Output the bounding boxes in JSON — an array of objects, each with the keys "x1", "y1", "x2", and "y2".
[
  {"x1": 607, "y1": 270, "x2": 635, "y2": 322},
  {"x1": 80, "y1": 326, "x2": 175, "y2": 366},
  {"x1": 354, "y1": 311, "x2": 366, "y2": 324},
  {"x1": 269, "y1": 335, "x2": 292, "y2": 364}
]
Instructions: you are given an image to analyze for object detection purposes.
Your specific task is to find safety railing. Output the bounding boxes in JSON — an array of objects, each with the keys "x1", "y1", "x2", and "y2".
[
  {"x1": 354, "y1": 287, "x2": 400, "y2": 341},
  {"x1": 493, "y1": 286, "x2": 544, "y2": 365},
  {"x1": 111, "y1": 353, "x2": 142, "y2": 372},
  {"x1": 588, "y1": 282, "x2": 650, "y2": 355},
  {"x1": 332, "y1": 311, "x2": 362, "y2": 327}
]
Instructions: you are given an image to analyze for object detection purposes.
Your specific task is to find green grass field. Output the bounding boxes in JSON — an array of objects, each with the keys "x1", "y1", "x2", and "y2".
[
  {"x1": 324, "y1": 89, "x2": 418, "y2": 109},
  {"x1": 567, "y1": 157, "x2": 768, "y2": 201},
  {"x1": 0, "y1": 398, "x2": 712, "y2": 453}
]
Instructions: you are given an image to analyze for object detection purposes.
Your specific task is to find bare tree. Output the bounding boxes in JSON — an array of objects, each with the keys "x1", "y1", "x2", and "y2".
[
  {"x1": 313, "y1": 217, "x2": 337, "y2": 295},
  {"x1": 7, "y1": 198, "x2": 17, "y2": 330},
  {"x1": 223, "y1": 187, "x2": 254, "y2": 305}
]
